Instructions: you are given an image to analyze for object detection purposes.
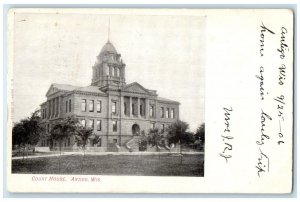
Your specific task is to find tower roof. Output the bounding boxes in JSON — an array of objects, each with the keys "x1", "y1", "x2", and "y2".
[{"x1": 100, "y1": 40, "x2": 117, "y2": 54}]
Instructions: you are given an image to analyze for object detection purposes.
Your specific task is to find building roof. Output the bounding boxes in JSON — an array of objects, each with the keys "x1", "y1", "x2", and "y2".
[
  {"x1": 122, "y1": 82, "x2": 157, "y2": 95},
  {"x1": 47, "y1": 83, "x2": 179, "y2": 104},
  {"x1": 46, "y1": 83, "x2": 80, "y2": 96},
  {"x1": 157, "y1": 97, "x2": 180, "y2": 104},
  {"x1": 100, "y1": 40, "x2": 117, "y2": 54},
  {"x1": 74, "y1": 85, "x2": 106, "y2": 94},
  {"x1": 51, "y1": 83, "x2": 80, "y2": 91},
  {"x1": 47, "y1": 83, "x2": 106, "y2": 97}
]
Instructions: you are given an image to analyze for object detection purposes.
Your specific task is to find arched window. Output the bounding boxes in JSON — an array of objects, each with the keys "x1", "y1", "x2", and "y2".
[
  {"x1": 116, "y1": 67, "x2": 120, "y2": 77},
  {"x1": 104, "y1": 64, "x2": 109, "y2": 76},
  {"x1": 111, "y1": 66, "x2": 115, "y2": 77}
]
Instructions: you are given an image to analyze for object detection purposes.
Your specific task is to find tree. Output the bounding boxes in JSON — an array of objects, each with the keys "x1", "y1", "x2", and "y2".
[
  {"x1": 195, "y1": 123, "x2": 205, "y2": 143},
  {"x1": 148, "y1": 128, "x2": 163, "y2": 148},
  {"x1": 185, "y1": 132, "x2": 196, "y2": 144},
  {"x1": 74, "y1": 126, "x2": 94, "y2": 156},
  {"x1": 23, "y1": 110, "x2": 43, "y2": 146},
  {"x1": 12, "y1": 122, "x2": 27, "y2": 157},
  {"x1": 147, "y1": 127, "x2": 163, "y2": 158},
  {"x1": 167, "y1": 120, "x2": 193, "y2": 145},
  {"x1": 12, "y1": 110, "x2": 44, "y2": 159},
  {"x1": 50, "y1": 116, "x2": 78, "y2": 156},
  {"x1": 167, "y1": 120, "x2": 193, "y2": 164},
  {"x1": 74, "y1": 126, "x2": 94, "y2": 172},
  {"x1": 138, "y1": 130, "x2": 148, "y2": 151}
]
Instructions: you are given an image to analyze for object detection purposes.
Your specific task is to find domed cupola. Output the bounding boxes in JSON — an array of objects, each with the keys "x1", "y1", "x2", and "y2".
[
  {"x1": 100, "y1": 40, "x2": 117, "y2": 54},
  {"x1": 91, "y1": 40, "x2": 126, "y2": 88}
]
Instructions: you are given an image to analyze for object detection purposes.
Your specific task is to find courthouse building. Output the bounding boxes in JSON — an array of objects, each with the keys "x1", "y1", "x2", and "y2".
[{"x1": 39, "y1": 40, "x2": 180, "y2": 151}]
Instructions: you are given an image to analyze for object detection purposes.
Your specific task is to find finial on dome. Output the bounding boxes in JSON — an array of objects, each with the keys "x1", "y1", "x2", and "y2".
[{"x1": 107, "y1": 17, "x2": 110, "y2": 42}]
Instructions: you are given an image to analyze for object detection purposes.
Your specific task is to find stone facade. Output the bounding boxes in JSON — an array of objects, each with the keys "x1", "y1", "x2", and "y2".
[{"x1": 38, "y1": 41, "x2": 180, "y2": 152}]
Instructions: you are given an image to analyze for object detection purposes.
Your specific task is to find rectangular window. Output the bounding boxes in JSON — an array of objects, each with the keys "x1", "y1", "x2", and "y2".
[
  {"x1": 140, "y1": 105, "x2": 143, "y2": 116},
  {"x1": 66, "y1": 100, "x2": 68, "y2": 112},
  {"x1": 161, "y1": 107, "x2": 164, "y2": 118},
  {"x1": 97, "y1": 100, "x2": 101, "y2": 113},
  {"x1": 124, "y1": 103, "x2": 127, "y2": 115},
  {"x1": 166, "y1": 108, "x2": 169, "y2": 118},
  {"x1": 81, "y1": 119, "x2": 86, "y2": 127},
  {"x1": 89, "y1": 100, "x2": 94, "y2": 112},
  {"x1": 171, "y1": 108, "x2": 175, "y2": 118},
  {"x1": 96, "y1": 120, "x2": 101, "y2": 131},
  {"x1": 97, "y1": 138, "x2": 102, "y2": 147},
  {"x1": 81, "y1": 99, "x2": 86, "y2": 112},
  {"x1": 69, "y1": 99, "x2": 71, "y2": 112},
  {"x1": 113, "y1": 139, "x2": 118, "y2": 144},
  {"x1": 52, "y1": 100, "x2": 55, "y2": 116},
  {"x1": 112, "y1": 120, "x2": 117, "y2": 132},
  {"x1": 162, "y1": 124, "x2": 165, "y2": 132},
  {"x1": 150, "y1": 105, "x2": 154, "y2": 117},
  {"x1": 132, "y1": 104, "x2": 135, "y2": 115},
  {"x1": 112, "y1": 101, "x2": 117, "y2": 114},
  {"x1": 56, "y1": 98, "x2": 59, "y2": 115},
  {"x1": 88, "y1": 119, "x2": 94, "y2": 129},
  {"x1": 151, "y1": 122, "x2": 155, "y2": 129}
]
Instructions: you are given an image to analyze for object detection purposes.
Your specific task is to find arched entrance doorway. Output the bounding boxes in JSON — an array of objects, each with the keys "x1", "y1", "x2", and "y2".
[{"x1": 132, "y1": 124, "x2": 140, "y2": 136}]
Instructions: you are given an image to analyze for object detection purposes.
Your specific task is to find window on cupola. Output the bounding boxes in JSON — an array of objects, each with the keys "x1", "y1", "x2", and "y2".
[
  {"x1": 111, "y1": 67, "x2": 115, "y2": 77},
  {"x1": 104, "y1": 64, "x2": 109, "y2": 76},
  {"x1": 116, "y1": 67, "x2": 120, "y2": 77}
]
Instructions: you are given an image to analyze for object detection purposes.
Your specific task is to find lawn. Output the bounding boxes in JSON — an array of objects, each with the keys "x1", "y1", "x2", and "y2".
[
  {"x1": 12, "y1": 151, "x2": 59, "y2": 157},
  {"x1": 12, "y1": 154, "x2": 204, "y2": 176}
]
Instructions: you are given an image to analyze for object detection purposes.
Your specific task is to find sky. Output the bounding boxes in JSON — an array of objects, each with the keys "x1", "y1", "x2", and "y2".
[{"x1": 11, "y1": 11, "x2": 206, "y2": 132}]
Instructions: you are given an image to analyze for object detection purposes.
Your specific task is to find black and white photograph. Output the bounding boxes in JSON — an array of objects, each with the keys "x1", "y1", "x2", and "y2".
[
  {"x1": 10, "y1": 11, "x2": 205, "y2": 177},
  {"x1": 6, "y1": 8, "x2": 294, "y2": 194}
]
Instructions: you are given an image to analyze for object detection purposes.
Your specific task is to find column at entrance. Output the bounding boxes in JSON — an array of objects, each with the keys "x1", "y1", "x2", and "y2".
[
  {"x1": 129, "y1": 97, "x2": 132, "y2": 117},
  {"x1": 47, "y1": 100, "x2": 51, "y2": 119},
  {"x1": 145, "y1": 98, "x2": 149, "y2": 119},
  {"x1": 120, "y1": 96, "x2": 124, "y2": 117},
  {"x1": 58, "y1": 96, "x2": 61, "y2": 117},
  {"x1": 137, "y1": 97, "x2": 140, "y2": 118}
]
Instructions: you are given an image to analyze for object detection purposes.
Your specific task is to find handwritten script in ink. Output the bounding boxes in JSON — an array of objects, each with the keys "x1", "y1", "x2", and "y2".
[
  {"x1": 219, "y1": 107, "x2": 233, "y2": 163},
  {"x1": 255, "y1": 22, "x2": 289, "y2": 177}
]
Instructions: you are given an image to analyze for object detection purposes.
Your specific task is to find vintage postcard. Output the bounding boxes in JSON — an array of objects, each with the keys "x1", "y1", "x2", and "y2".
[{"x1": 6, "y1": 8, "x2": 293, "y2": 193}]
